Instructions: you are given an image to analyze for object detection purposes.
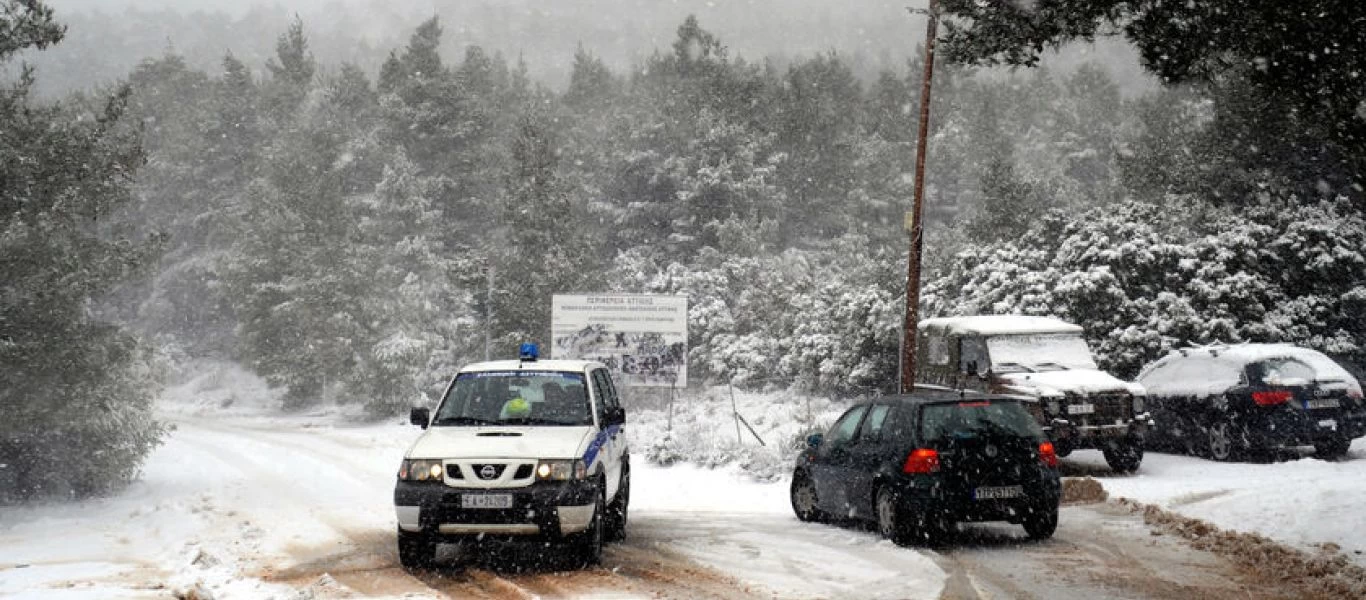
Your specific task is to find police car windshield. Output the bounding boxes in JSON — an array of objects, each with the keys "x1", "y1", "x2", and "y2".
[{"x1": 433, "y1": 371, "x2": 593, "y2": 427}]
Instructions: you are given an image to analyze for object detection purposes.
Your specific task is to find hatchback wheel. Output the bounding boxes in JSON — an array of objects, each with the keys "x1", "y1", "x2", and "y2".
[
  {"x1": 1206, "y1": 420, "x2": 1243, "y2": 462},
  {"x1": 1022, "y1": 504, "x2": 1059, "y2": 540},
  {"x1": 875, "y1": 486, "x2": 909, "y2": 545},
  {"x1": 790, "y1": 472, "x2": 825, "y2": 522}
]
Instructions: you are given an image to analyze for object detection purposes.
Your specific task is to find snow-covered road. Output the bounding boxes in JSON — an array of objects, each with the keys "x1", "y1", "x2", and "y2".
[{"x1": 3, "y1": 407, "x2": 1364, "y2": 599}]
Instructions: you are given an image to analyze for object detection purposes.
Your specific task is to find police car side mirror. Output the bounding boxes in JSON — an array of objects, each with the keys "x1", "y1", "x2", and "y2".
[
  {"x1": 806, "y1": 433, "x2": 823, "y2": 449},
  {"x1": 410, "y1": 407, "x2": 430, "y2": 429},
  {"x1": 606, "y1": 407, "x2": 626, "y2": 426}
]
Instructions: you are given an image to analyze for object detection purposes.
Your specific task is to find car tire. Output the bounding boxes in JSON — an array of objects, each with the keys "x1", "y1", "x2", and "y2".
[
  {"x1": 1314, "y1": 437, "x2": 1351, "y2": 460},
  {"x1": 1103, "y1": 440, "x2": 1143, "y2": 473},
  {"x1": 604, "y1": 467, "x2": 630, "y2": 542},
  {"x1": 790, "y1": 471, "x2": 826, "y2": 522},
  {"x1": 397, "y1": 529, "x2": 435, "y2": 570},
  {"x1": 1206, "y1": 418, "x2": 1245, "y2": 462},
  {"x1": 574, "y1": 488, "x2": 605, "y2": 567},
  {"x1": 874, "y1": 486, "x2": 910, "y2": 545},
  {"x1": 1022, "y1": 504, "x2": 1059, "y2": 540}
]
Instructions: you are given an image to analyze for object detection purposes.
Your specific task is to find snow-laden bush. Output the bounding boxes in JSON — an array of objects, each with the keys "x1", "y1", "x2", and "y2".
[
  {"x1": 925, "y1": 197, "x2": 1366, "y2": 377},
  {"x1": 628, "y1": 386, "x2": 854, "y2": 481},
  {"x1": 615, "y1": 234, "x2": 903, "y2": 393}
]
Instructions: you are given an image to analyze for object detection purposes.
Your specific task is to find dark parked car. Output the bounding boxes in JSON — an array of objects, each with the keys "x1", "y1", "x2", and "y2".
[
  {"x1": 1136, "y1": 344, "x2": 1366, "y2": 460},
  {"x1": 790, "y1": 388, "x2": 1062, "y2": 545}
]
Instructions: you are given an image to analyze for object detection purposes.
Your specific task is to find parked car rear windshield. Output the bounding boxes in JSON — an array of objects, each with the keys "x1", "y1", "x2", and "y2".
[
  {"x1": 1248, "y1": 358, "x2": 1316, "y2": 387},
  {"x1": 920, "y1": 400, "x2": 1044, "y2": 442},
  {"x1": 434, "y1": 371, "x2": 592, "y2": 426}
]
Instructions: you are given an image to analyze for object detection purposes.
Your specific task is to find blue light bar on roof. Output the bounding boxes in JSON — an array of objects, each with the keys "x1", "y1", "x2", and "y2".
[{"x1": 519, "y1": 343, "x2": 539, "y2": 361}]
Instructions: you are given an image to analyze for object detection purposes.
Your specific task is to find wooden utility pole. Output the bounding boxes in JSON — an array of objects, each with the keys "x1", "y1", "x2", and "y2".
[{"x1": 900, "y1": 0, "x2": 938, "y2": 394}]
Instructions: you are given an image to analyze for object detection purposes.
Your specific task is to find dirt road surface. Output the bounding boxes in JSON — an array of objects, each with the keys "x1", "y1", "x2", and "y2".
[{"x1": 164, "y1": 417, "x2": 1332, "y2": 599}]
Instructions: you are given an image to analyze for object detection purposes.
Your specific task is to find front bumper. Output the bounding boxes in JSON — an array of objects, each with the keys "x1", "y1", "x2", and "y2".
[
  {"x1": 1047, "y1": 412, "x2": 1152, "y2": 449},
  {"x1": 394, "y1": 479, "x2": 598, "y2": 539}
]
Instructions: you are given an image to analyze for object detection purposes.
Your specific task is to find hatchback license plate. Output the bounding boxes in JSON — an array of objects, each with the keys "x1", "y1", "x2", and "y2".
[
  {"x1": 974, "y1": 485, "x2": 1024, "y2": 500},
  {"x1": 461, "y1": 494, "x2": 513, "y2": 509},
  {"x1": 1306, "y1": 398, "x2": 1340, "y2": 410},
  {"x1": 1067, "y1": 403, "x2": 1095, "y2": 415}
]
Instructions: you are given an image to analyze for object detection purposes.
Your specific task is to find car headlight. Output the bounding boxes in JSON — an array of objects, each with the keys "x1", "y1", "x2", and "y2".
[
  {"x1": 536, "y1": 459, "x2": 587, "y2": 481},
  {"x1": 398, "y1": 459, "x2": 445, "y2": 482}
]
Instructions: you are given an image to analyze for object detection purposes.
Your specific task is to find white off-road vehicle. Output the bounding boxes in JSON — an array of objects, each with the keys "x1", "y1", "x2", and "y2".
[
  {"x1": 917, "y1": 316, "x2": 1152, "y2": 473},
  {"x1": 394, "y1": 344, "x2": 629, "y2": 569}
]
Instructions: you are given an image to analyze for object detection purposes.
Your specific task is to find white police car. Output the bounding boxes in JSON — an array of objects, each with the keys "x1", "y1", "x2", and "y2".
[{"x1": 394, "y1": 344, "x2": 629, "y2": 569}]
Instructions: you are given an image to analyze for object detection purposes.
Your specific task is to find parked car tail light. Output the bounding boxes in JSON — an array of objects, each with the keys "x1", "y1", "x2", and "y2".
[
  {"x1": 1038, "y1": 442, "x2": 1058, "y2": 467},
  {"x1": 1252, "y1": 391, "x2": 1293, "y2": 406},
  {"x1": 902, "y1": 448, "x2": 940, "y2": 474}
]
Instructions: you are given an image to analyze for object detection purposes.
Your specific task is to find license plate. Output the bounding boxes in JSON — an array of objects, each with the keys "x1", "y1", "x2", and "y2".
[
  {"x1": 461, "y1": 494, "x2": 513, "y2": 509},
  {"x1": 1306, "y1": 398, "x2": 1340, "y2": 410},
  {"x1": 974, "y1": 485, "x2": 1024, "y2": 500},
  {"x1": 1067, "y1": 403, "x2": 1095, "y2": 415},
  {"x1": 1319, "y1": 419, "x2": 1338, "y2": 431}
]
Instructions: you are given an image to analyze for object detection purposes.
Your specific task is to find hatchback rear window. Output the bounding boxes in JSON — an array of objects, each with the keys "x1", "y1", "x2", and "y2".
[{"x1": 920, "y1": 401, "x2": 1044, "y2": 442}]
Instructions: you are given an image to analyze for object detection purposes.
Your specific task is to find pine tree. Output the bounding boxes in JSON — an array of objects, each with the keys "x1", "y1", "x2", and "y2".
[{"x1": 0, "y1": 0, "x2": 164, "y2": 501}]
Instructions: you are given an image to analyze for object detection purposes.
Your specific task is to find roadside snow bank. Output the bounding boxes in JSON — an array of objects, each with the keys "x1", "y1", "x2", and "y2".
[{"x1": 1071, "y1": 441, "x2": 1366, "y2": 566}]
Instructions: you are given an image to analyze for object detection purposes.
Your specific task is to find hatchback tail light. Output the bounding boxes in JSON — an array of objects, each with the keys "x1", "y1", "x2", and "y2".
[
  {"x1": 902, "y1": 448, "x2": 940, "y2": 474},
  {"x1": 1038, "y1": 442, "x2": 1058, "y2": 468},
  {"x1": 1252, "y1": 391, "x2": 1292, "y2": 406}
]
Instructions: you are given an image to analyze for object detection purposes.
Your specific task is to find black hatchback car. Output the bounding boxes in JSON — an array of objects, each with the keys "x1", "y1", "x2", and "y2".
[
  {"x1": 1137, "y1": 344, "x2": 1366, "y2": 460},
  {"x1": 790, "y1": 388, "x2": 1061, "y2": 544}
]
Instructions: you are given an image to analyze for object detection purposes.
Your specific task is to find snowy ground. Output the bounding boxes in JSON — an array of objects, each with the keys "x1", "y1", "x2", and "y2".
[
  {"x1": 1062, "y1": 442, "x2": 1366, "y2": 564},
  {"x1": 0, "y1": 365, "x2": 945, "y2": 599},
  {"x1": 3, "y1": 363, "x2": 1366, "y2": 598}
]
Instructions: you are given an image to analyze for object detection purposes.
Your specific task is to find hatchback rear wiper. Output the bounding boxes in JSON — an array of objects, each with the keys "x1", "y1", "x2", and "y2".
[{"x1": 969, "y1": 418, "x2": 1023, "y2": 440}]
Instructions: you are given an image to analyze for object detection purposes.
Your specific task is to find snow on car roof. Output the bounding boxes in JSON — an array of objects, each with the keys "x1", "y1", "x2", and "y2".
[
  {"x1": 918, "y1": 315, "x2": 1083, "y2": 336},
  {"x1": 460, "y1": 359, "x2": 602, "y2": 373},
  {"x1": 1138, "y1": 343, "x2": 1362, "y2": 397}
]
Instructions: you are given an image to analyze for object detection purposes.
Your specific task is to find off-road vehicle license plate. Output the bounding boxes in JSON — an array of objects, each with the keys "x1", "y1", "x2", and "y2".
[
  {"x1": 974, "y1": 485, "x2": 1024, "y2": 500},
  {"x1": 461, "y1": 494, "x2": 513, "y2": 509},
  {"x1": 1067, "y1": 403, "x2": 1096, "y2": 415}
]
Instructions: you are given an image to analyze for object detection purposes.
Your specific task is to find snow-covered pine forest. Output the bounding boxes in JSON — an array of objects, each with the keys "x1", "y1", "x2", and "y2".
[{"x1": 3, "y1": 0, "x2": 1364, "y2": 502}]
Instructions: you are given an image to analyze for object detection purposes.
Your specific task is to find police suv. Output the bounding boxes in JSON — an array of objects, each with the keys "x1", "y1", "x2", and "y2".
[{"x1": 394, "y1": 344, "x2": 629, "y2": 568}]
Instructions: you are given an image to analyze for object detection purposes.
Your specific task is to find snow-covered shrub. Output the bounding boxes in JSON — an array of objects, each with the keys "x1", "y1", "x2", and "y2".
[
  {"x1": 628, "y1": 386, "x2": 853, "y2": 480},
  {"x1": 925, "y1": 197, "x2": 1366, "y2": 377},
  {"x1": 616, "y1": 234, "x2": 903, "y2": 393}
]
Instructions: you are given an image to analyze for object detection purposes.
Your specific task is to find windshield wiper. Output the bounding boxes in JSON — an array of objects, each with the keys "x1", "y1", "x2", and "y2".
[
  {"x1": 502, "y1": 417, "x2": 580, "y2": 426},
  {"x1": 432, "y1": 416, "x2": 500, "y2": 426},
  {"x1": 994, "y1": 361, "x2": 1034, "y2": 373},
  {"x1": 1033, "y1": 361, "x2": 1070, "y2": 371}
]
